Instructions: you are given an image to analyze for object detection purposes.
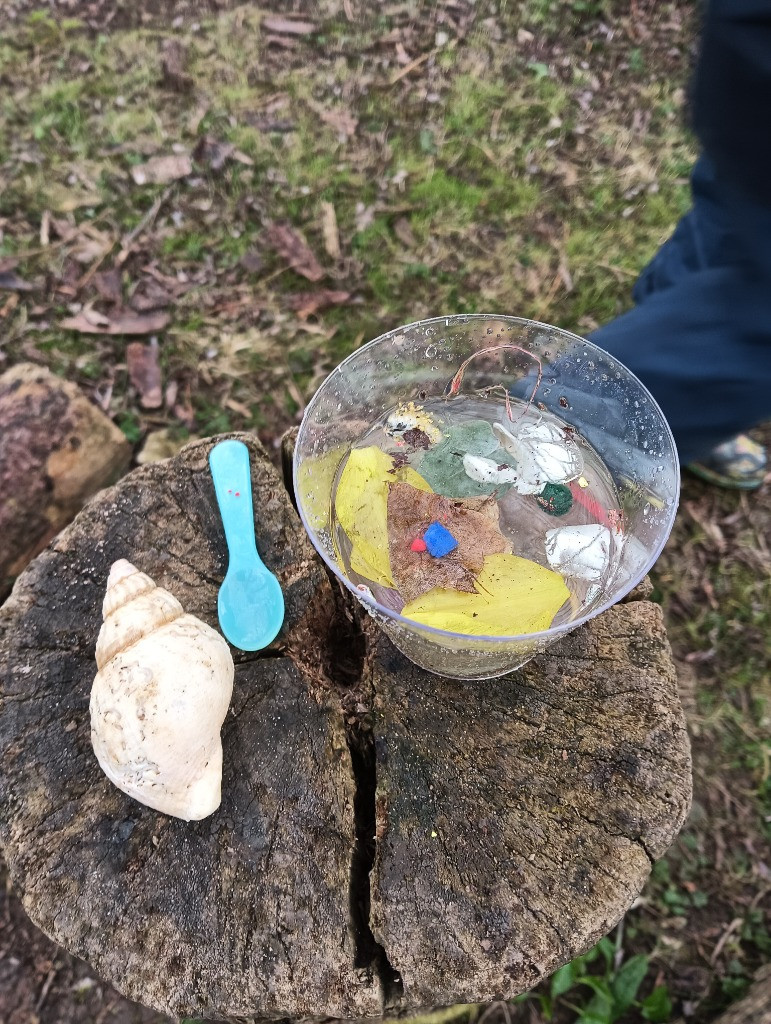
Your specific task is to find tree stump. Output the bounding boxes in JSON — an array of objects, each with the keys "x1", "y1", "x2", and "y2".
[{"x1": 0, "y1": 433, "x2": 692, "y2": 1021}]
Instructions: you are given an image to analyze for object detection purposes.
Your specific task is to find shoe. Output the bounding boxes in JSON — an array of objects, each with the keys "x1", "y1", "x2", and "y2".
[{"x1": 687, "y1": 434, "x2": 767, "y2": 490}]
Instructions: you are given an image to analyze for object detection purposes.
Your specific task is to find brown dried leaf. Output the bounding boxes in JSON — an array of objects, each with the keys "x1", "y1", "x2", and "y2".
[
  {"x1": 93, "y1": 268, "x2": 122, "y2": 305},
  {"x1": 129, "y1": 279, "x2": 172, "y2": 312},
  {"x1": 48, "y1": 216, "x2": 78, "y2": 242},
  {"x1": 393, "y1": 216, "x2": 416, "y2": 247},
  {"x1": 262, "y1": 16, "x2": 317, "y2": 34},
  {"x1": 44, "y1": 184, "x2": 102, "y2": 212},
  {"x1": 126, "y1": 341, "x2": 163, "y2": 409},
  {"x1": 141, "y1": 263, "x2": 189, "y2": 296},
  {"x1": 265, "y1": 35, "x2": 299, "y2": 49},
  {"x1": 319, "y1": 107, "x2": 358, "y2": 138},
  {"x1": 0, "y1": 293, "x2": 19, "y2": 317},
  {"x1": 240, "y1": 249, "x2": 264, "y2": 274},
  {"x1": 266, "y1": 222, "x2": 324, "y2": 282},
  {"x1": 286, "y1": 289, "x2": 350, "y2": 318},
  {"x1": 161, "y1": 39, "x2": 193, "y2": 92},
  {"x1": 321, "y1": 201, "x2": 341, "y2": 261},
  {"x1": 61, "y1": 309, "x2": 169, "y2": 335},
  {"x1": 173, "y1": 383, "x2": 194, "y2": 427},
  {"x1": 130, "y1": 154, "x2": 192, "y2": 186},
  {"x1": 556, "y1": 160, "x2": 579, "y2": 186},
  {"x1": 401, "y1": 427, "x2": 431, "y2": 450},
  {"x1": 193, "y1": 135, "x2": 253, "y2": 171},
  {"x1": 387, "y1": 482, "x2": 511, "y2": 603}
]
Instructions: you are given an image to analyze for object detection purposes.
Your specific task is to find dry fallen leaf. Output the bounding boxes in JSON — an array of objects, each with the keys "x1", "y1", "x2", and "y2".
[
  {"x1": 319, "y1": 106, "x2": 358, "y2": 139},
  {"x1": 43, "y1": 184, "x2": 102, "y2": 212},
  {"x1": 126, "y1": 341, "x2": 163, "y2": 409},
  {"x1": 555, "y1": 160, "x2": 579, "y2": 186},
  {"x1": 173, "y1": 383, "x2": 194, "y2": 427},
  {"x1": 93, "y1": 268, "x2": 122, "y2": 305},
  {"x1": 0, "y1": 293, "x2": 19, "y2": 317},
  {"x1": 129, "y1": 278, "x2": 172, "y2": 312},
  {"x1": 240, "y1": 249, "x2": 264, "y2": 274},
  {"x1": 131, "y1": 154, "x2": 192, "y2": 186},
  {"x1": 61, "y1": 308, "x2": 170, "y2": 335},
  {"x1": 321, "y1": 201, "x2": 341, "y2": 260},
  {"x1": 266, "y1": 221, "x2": 324, "y2": 282},
  {"x1": 160, "y1": 39, "x2": 193, "y2": 92},
  {"x1": 137, "y1": 428, "x2": 198, "y2": 465},
  {"x1": 262, "y1": 16, "x2": 317, "y2": 34},
  {"x1": 387, "y1": 482, "x2": 511, "y2": 602},
  {"x1": 287, "y1": 289, "x2": 350, "y2": 318},
  {"x1": 393, "y1": 216, "x2": 416, "y2": 247},
  {"x1": 193, "y1": 135, "x2": 253, "y2": 171},
  {"x1": 265, "y1": 35, "x2": 299, "y2": 49}
]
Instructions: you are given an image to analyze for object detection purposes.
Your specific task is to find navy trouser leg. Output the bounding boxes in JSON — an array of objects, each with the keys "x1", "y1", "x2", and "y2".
[
  {"x1": 590, "y1": 158, "x2": 771, "y2": 464},
  {"x1": 631, "y1": 156, "x2": 735, "y2": 304}
]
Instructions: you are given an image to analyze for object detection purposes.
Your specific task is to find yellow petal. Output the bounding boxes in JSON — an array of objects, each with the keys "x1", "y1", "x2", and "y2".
[
  {"x1": 401, "y1": 552, "x2": 569, "y2": 636},
  {"x1": 335, "y1": 446, "x2": 432, "y2": 587}
]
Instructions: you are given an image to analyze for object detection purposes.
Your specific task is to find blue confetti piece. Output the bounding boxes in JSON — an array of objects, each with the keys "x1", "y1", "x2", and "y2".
[{"x1": 423, "y1": 521, "x2": 458, "y2": 558}]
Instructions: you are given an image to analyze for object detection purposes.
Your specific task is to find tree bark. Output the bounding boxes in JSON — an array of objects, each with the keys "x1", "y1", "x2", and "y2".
[{"x1": 0, "y1": 432, "x2": 692, "y2": 1021}]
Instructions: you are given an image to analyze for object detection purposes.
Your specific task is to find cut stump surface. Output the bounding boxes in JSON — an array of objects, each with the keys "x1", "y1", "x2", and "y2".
[{"x1": 0, "y1": 433, "x2": 692, "y2": 1021}]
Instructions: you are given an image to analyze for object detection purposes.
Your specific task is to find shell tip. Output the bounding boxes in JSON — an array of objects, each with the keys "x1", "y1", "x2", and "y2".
[{"x1": 107, "y1": 559, "x2": 140, "y2": 588}]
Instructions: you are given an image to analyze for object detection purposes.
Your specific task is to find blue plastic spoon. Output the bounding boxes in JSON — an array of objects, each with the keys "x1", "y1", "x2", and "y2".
[{"x1": 209, "y1": 439, "x2": 285, "y2": 651}]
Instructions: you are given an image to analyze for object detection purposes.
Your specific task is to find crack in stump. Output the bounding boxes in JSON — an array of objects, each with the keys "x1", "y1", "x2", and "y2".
[{"x1": 346, "y1": 721, "x2": 403, "y2": 1011}]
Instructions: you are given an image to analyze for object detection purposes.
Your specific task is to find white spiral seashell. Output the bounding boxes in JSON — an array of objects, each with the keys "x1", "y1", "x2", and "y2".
[
  {"x1": 493, "y1": 419, "x2": 584, "y2": 494},
  {"x1": 90, "y1": 559, "x2": 234, "y2": 821}
]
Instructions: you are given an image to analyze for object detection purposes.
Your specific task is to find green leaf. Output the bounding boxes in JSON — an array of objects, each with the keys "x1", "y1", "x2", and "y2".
[
  {"x1": 596, "y1": 936, "x2": 615, "y2": 970},
  {"x1": 550, "y1": 963, "x2": 575, "y2": 997},
  {"x1": 576, "y1": 978, "x2": 614, "y2": 1023},
  {"x1": 580, "y1": 977, "x2": 613, "y2": 1002},
  {"x1": 641, "y1": 985, "x2": 673, "y2": 1023},
  {"x1": 536, "y1": 993, "x2": 554, "y2": 1020},
  {"x1": 611, "y1": 954, "x2": 650, "y2": 1009},
  {"x1": 577, "y1": 1013, "x2": 611, "y2": 1024},
  {"x1": 527, "y1": 61, "x2": 550, "y2": 79},
  {"x1": 579, "y1": 945, "x2": 601, "y2": 967}
]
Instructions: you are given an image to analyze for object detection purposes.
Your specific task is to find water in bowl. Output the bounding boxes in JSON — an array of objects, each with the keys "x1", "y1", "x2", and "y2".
[{"x1": 328, "y1": 392, "x2": 626, "y2": 635}]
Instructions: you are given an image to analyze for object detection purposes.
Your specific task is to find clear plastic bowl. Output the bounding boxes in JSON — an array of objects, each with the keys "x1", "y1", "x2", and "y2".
[{"x1": 293, "y1": 315, "x2": 679, "y2": 679}]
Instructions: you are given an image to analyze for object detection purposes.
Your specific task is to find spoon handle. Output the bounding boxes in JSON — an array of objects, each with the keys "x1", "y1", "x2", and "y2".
[{"x1": 209, "y1": 440, "x2": 258, "y2": 563}]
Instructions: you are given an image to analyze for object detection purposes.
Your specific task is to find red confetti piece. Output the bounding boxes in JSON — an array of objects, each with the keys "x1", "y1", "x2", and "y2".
[{"x1": 410, "y1": 537, "x2": 427, "y2": 552}]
